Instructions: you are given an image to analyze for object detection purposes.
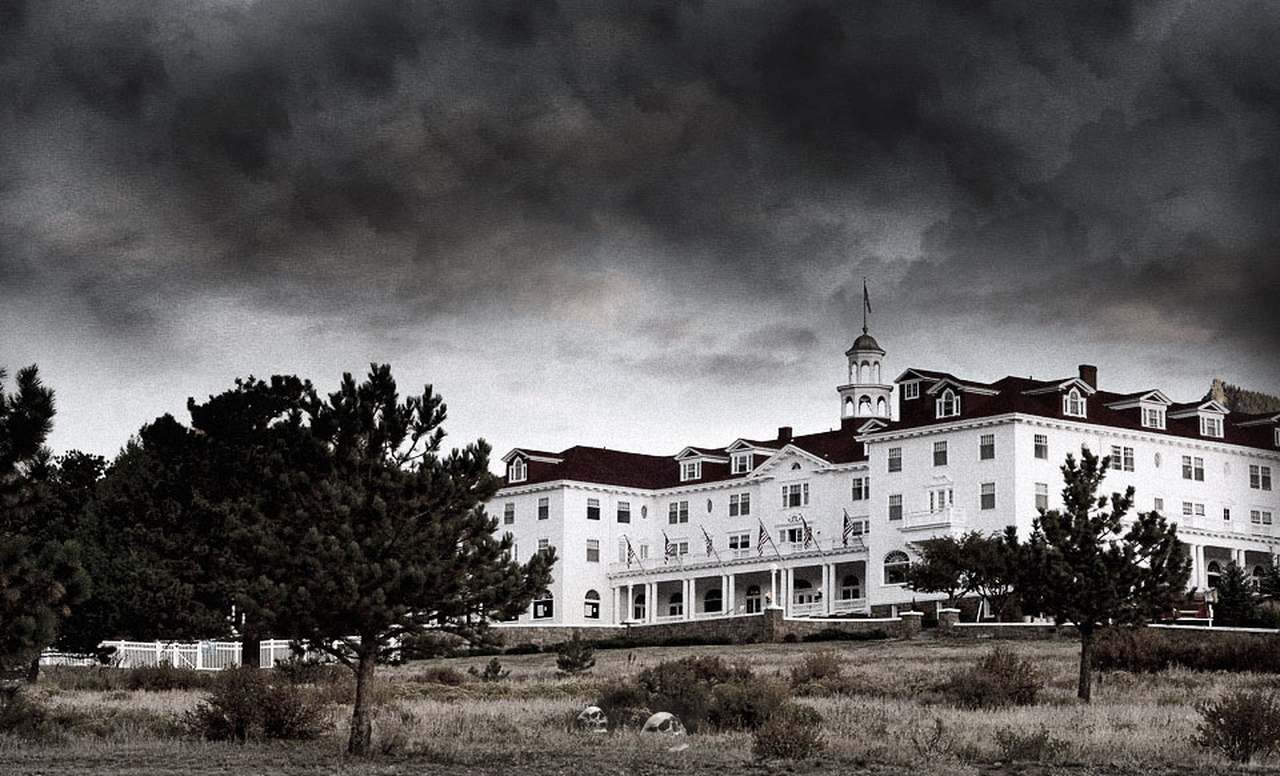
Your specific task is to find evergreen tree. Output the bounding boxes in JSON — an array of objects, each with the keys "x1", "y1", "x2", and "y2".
[
  {"x1": 0, "y1": 366, "x2": 90, "y2": 678},
  {"x1": 1020, "y1": 448, "x2": 1190, "y2": 701},
  {"x1": 1212, "y1": 563, "x2": 1258, "y2": 627},
  {"x1": 242, "y1": 365, "x2": 555, "y2": 755},
  {"x1": 906, "y1": 530, "x2": 1020, "y2": 620}
]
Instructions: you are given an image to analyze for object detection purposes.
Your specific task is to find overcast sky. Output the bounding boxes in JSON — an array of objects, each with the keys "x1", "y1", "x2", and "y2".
[{"x1": 2, "y1": 0, "x2": 1278, "y2": 463}]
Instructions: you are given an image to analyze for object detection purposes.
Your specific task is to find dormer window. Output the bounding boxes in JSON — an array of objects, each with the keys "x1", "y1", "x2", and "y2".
[
  {"x1": 680, "y1": 460, "x2": 702, "y2": 482},
  {"x1": 1142, "y1": 406, "x2": 1166, "y2": 430},
  {"x1": 1200, "y1": 415, "x2": 1224, "y2": 438},
  {"x1": 902, "y1": 382, "x2": 920, "y2": 400},
  {"x1": 508, "y1": 457, "x2": 527, "y2": 483},
  {"x1": 1275, "y1": 427, "x2": 1280, "y2": 447},
  {"x1": 1062, "y1": 388, "x2": 1086, "y2": 418},
  {"x1": 936, "y1": 389, "x2": 960, "y2": 419},
  {"x1": 731, "y1": 452, "x2": 753, "y2": 475}
]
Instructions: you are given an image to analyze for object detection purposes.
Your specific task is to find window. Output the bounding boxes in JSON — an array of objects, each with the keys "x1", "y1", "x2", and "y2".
[
  {"x1": 1142, "y1": 406, "x2": 1166, "y2": 429},
  {"x1": 884, "y1": 551, "x2": 910, "y2": 585},
  {"x1": 729, "y1": 493, "x2": 751, "y2": 516},
  {"x1": 586, "y1": 498, "x2": 600, "y2": 521},
  {"x1": 888, "y1": 494, "x2": 903, "y2": 521},
  {"x1": 1275, "y1": 428, "x2": 1280, "y2": 447},
  {"x1": 668, "y1": 500, "x2": 689, "y2": 524},
  {"x1": 1182, "y1": 456, "x2": 1205, "y2": 481},
  {"x1": 586, "y1": 539, "x2": 599, "y2": 563},
  {"x1": 980, "y1": 434, "x2": 995, "y2": 460},
  {"x1": 1182, "y1": 502, "x2": 1193, "y2": 516},
  {"x1": 782, "y1": 483, "x2": 809, "y2": 508},
  {"x1": 1063, "y1": 388, "x2": 1086, "y2": 418},
  {"x1": 1200, "y1": 415, "x2": 1223, "y2": 438},
  {"x1": 537, "y1": 538, "x2": 550, "y2": 555},
  {"x1": 680, "y1": 460, "x2": 701, "y2": 481},
  {"x1": 903, "y1": 381, "x2": 920, "y2": 400},
  {"x1": 936, "y1": 389, "x2": 960, "y2": 418},
  {"x1": 1154, "y1": 497, "x2": 1164, "y2": 512},
  {"x1": 632, "y1": 591, "x2": 647, "y2": 620},
  {"x1": 731, "y1": 452, "x2": 753, "y2": 474},
  {"x1": 933, "y1": 440, "x2": 948, "y2": 466},
  {"x1": 1224, "y1": 508, "x2": 1231, "y2": 522},
  {"x1": 1207, "y1": 562, "x2": 1221, "y2": 589},
  {"x1": 851, "y1": 477, "x2": 869, "y2": 501},
  {"x1": 1034, "y1": 434, "x2": 1048, "y2": 460},
  {"x1": 675, "y1": 540, "x2": 690, "y2": 556},
  {"x1": 1109, "y1": 446, "x2": 1134, "y2": 472},
  {"x1": 1035, "y1": 482, "x2": 1048, "y2": 512},
  {"x1": 703, "y1": 588, "x2": 723, "y2": 613},
  {"x1": 980, "y1": 482, "x2": 996, "y2": 510},
  {"x1": 537, "y1": 496, "x2": 549, "y2": 520},
  {"x1": 532, "y1": 593, "x2": 553, "y2": 619},
  {"x1": 928, "y1": 487, "x2": 953, "y2": 512},
  {"x1": 503, "y1": 502, "x2": 515, "y2": 525},
  {"x1": 1250, "y1": 465, "x2": 1273, "y2": 491},
  {"x1": 888, "y1": 447, "x2": 902, "y2": 472},
  {"x1": 508, "y1": 457, "x2": 527, "y2": 483},
  {"x1": 583, "y1": 590, "x2": 600, "y2": 619},
  {"x1": 840, "y1": 575, "x2": 862, "y2": 600},
  {"x1": 668, "y1": 590, "x2": 683, "y2": 617},
  {"x1": 728, "y1": 533, "x2": 751, "y2": 553},
  {"x1": 1252, "y1": 510, "x2": 1274, "y2": 526},
  {"x1": 617, "y1": 501, "x2": 631, "y2": 523},
  {"x1": 745, "y1": 585, "x2": 762, "y2": 614},
  {"x1": 1182, "y1": 502, "x2": 1205, "y2": 517}
]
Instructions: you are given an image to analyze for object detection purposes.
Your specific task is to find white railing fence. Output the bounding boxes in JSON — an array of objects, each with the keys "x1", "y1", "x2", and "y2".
[{"x1": 40, "y1": 639, "x2": 302, "y2": 671}]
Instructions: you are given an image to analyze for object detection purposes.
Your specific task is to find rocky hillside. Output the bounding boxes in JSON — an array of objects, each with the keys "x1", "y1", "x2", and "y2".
[{"x1": 1209, "y1": 379, "x2": 1280, "y2": 414}]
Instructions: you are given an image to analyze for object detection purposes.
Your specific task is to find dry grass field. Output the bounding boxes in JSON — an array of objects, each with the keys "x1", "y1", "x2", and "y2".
[{"x1": 4, "y1": 637, "x2": 1280, "y2": 775}]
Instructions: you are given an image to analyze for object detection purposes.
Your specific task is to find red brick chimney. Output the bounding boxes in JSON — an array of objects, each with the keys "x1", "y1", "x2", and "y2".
[{"x1": 1078, "y1": 364, "x2": 1097, "y2": 388}]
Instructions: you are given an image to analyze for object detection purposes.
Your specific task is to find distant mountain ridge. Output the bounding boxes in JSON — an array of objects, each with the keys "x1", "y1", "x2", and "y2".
[{"x1": 1209, "y1": 379, "x2": 1280, "y2": 414}]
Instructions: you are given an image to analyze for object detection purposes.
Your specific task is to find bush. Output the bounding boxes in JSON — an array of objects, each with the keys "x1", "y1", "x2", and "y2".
[
  {"x1": 598, "y1": 655, "x2": 788, "y2": 733},
  {"x1": 752, "y1": 703, "x2": 823, "y2": 761},
  {"x1": 596, "y1": 680, "x2": 652, "y2": 731},
  {"x1": 273, "y1": 655, "x2": 345, "y2": 686},
  {"x1": 467, "y1": 658, "x2": 510, "y2": 682},
  {"x1": 1195, "y1": 691, "x2": 1280, "y2": 763},
  {"x1": 634, "y1": 655, "x2": 752, "y2": 732},
  {"x1": 709, "y1": 679, "x2": 790, "y2": 731},
  {"x1": 555, "y1": 634, "x2": 596, "y2": 675},
  {"x1": 124, "y1": 663, "x2": 214, "y2": 692},
  {"x1": 411, "y1": 665, "x2": 467, "y2": 686},
  {"x1": 0, "y1": 685, "x2": 63, "y2": 742},
  {"x1": 1093, "y1": 628, "x2": 1280, "y2": 674},
  {"x1": 937, "y1": 646, "x2": 1040, "y2": 709},
  {"x1": 995, "y1": 725, "x2": 1069, "y2": 762},
  {"x1": 504, "y1": 642, "x2": 542, "y2": 655},
  {"x1": 182, "y1": 667, "x2": 328, "y2": 743},
  {"x1": 789, "y1": 651, "x2": 844, "y2": 687}
]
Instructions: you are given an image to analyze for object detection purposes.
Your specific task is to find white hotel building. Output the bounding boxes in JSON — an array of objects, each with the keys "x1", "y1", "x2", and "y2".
[{"x1": 489, "y1": 327, "x2": 1280, "y2": 626}]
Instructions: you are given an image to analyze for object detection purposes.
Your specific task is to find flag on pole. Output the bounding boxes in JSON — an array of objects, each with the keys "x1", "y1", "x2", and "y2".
[
  {"x1": 756, "y1": 518, "x2": 783, "y2": 561},
  {"x1": 842, "y1": 509, "x2": 854, "y2": 547},
  {"x1": 800, "y1": 516, "x2": 814, "y2": 548},
  {"x1": 701, "y1": 525, "x2": 714, "y2": 557},
  {"x1": 625, "y1": 536, "x2": 638, "y2": 568},
  {"x1": 663, "y1": 531, "x2": 677, "y2": 562}
]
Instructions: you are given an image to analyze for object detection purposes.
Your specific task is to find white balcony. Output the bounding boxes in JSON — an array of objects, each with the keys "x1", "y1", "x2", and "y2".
[
  {"x1": 831, "y1": 597, "x2": 869, "y2": 615},
  {"x1": 899, "y1": 507, "x2": 966, "y2": 533},
  {"x1": 1175, "y1": 515, "x2": 1278, "y2": 540},
  {"x1": 607, "y1": 532, "x2": 867, "y2": 578},
  {"x1": 791, "y1": 601, "x2": 824, "y2": 617}
]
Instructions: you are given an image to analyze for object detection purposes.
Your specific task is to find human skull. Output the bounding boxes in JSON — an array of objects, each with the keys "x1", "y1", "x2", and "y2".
[
  {"x1": 641, "y1": 711, "x2": 686, "y2": 736},
  {"x1": 575, "y1": 705, "x2": 608, "y2": 733}
]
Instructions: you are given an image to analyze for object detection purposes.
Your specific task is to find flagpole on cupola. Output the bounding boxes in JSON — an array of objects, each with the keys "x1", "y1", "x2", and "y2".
[{"x1": 862, "y1": 276, "x2": 871, "y2": 335}]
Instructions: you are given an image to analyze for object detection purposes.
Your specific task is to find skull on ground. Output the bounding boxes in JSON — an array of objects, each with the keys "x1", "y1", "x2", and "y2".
[
  {"x1": 641, "y1": 711, "x2": 686, "y2": 736},
  {"x1": 575, "y1": 705, "x2": 608, "y2": 733}
]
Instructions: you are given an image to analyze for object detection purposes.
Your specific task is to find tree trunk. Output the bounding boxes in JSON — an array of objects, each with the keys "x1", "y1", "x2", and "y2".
[
  {"x1": 25, "y1": 656, "x2": 39, "y2": 684},
  {"x1": 1077, "y1": 629, "x2": 1093, "y2": 702},
  {"x1": 347, "y1": 650, "x2": 376, "y2": 756}
]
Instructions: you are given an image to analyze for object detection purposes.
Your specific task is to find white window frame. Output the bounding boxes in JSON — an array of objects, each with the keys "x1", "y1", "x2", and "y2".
[
  {"x1": 728, "y1": 493, "x2": 751, "y2": 517},
  {"x1": 884, "y1": 551, "x2": 910, "y2": 585},
  {"x1": 888, "y1": 447, "x2": 902, "y2": 473},
  {"x1": 586, "y1": 497, "x2": 600, "y2": 521},
  {"x1": 668, "y1": 500, "x2": 689, "y2": 524},
  {"x1": 617, "y1": 501, "x2": 631, "y2": 523},
  {"x1": 537, "y1": 496, "x2": 549, "y2": 520},
  {"x1": 888, "y1": 494, "x2": 903, "y2": 521},
  {"x1": 979, "y1": 433, "x2": 995, "y2": 460},
  {"x1": 1034, "y1": 482, "x2": 1048, "y2": 512},
  {"x1": 1062, "y1": 388, "x2": 1086, "y2": 418},
  {"x1": 503, "y1": 502, "x2": 515, "y2": 525},
  {"x1": 1034, "y1": 434, "x2": 1048, "y2": 460},
  {"x1": 509, "y1": 457, "x2": 527, "y2": 483},
  {"x1": 782, "y1": 482, "x2": 810, "y2": 508},
  {"x1": 851, "y1": 477, "x2": 868, "y2": 501},
  {"x1": 903, "y1": 381, "x2": 920, "y2": 400},
  {"x1": 936, "y1": 389, "x2": 960, "y2": 418},
  {"x1": 586, "y1": 539, "x2": 600, "y2": 563},
  {"x1": 1200, "y1": 415, "x2": 1224, "y2": 438},
  {"x1": 933, "y1": 440, "x2": 948, "y2": 467},
  {"x1": 1182, "y1": 455, "x2": 1205, "y2": 482},
  {"x1": 728, "y1": 532, "x2": 751, "y2": 551},
  {"x1": 980, "y1": 482, "x2": 996, "y2": 510},
  {"x1": 1250, "y1": 464, "x2": 1272, "y2": 491},
  {"x1": 1154, "y1": 497, "x2": 1164, "y2": 512},
  {"x1": 1142, "y1": 406, "x2": 1166, "y2": 429},
  {"x1": 731, "y1": 452, "x2": 752, "y2": 474},
  {"x1": 680, "y1": 460, "x2": 702, "y2": 482}
]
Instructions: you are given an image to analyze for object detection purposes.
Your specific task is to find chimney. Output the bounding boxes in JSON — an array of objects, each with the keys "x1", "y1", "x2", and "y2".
[
  {"x1": 1078, "y1": 364, "x2": 1098, "y2": 388},
  {"x1": 777, "y1": 426, "x2": 793, "y2": 443}
]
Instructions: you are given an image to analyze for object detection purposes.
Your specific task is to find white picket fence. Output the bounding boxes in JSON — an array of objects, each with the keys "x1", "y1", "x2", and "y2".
[{"x1": 40, "y1": 639, "x2": 298, "y2": 671}]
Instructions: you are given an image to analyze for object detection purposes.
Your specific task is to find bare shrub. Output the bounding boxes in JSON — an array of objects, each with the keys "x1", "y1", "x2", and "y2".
[
  {"x1": 1195, "y1": 690, "x2": 1280, "y2": 763},
  {"x1": 181, "y1": 667, "x2": 328, "y2": 743},
  {"x1": 0, "y1": 685, "x2": 64, "y2": 742},
  {"x1": 789, "y1": 651, "x2": 843, "y2": 687},
  {"x1": 752, "y1": 703, "x2": 823, "y2": 761},
  {"x1": 124, "y1": 663, "x2": 214, "y2": 692},
  {"x1": 936, "y1": 646, "x2": 1040, "y2": 709},
  {"x1": 995, "y1": 725, "x2": 1069, "y2": 762},
  {"x1": 708, "y1": 679, "x2": 789, "y2": 731},
  {"x1": 467, "y1": 658, "x2": 509, "y2": 682},
  {"x1": 1094, "y1": 628, "x2": 1280, "y2": 674},
  {"x1": 411, "y1": 666, "x2": 467, "y2": 686}
]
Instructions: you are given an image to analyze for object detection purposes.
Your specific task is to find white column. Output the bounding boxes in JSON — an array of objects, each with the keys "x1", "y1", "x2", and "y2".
[
  {"x1": 821, "y1": 564, "x2": 831, "y2": 615},
  {"x1": 784, "y1": 567, "x2": 794, "y2": 616},
  {"x1": 726, "y1": 574, "x2": 735, "y2": 614},
  {"x1": 646, "y1": 582, "x2": 656, "y2": 623},
  {"x1": 683, "y1": 578, "x2": 692, "y2": 620},
  {"x1": 769, "y1": 565, "x2": 778, "y2": 608},
  {"x1": 1234, "y1": 548, "x2": 1245, "y2": 568},
  {"x1": 1193, "y1": 544, "x2": 1206, "y2": 589}
]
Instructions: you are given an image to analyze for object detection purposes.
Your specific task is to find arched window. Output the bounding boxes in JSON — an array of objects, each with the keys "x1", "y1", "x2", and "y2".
[
  {"x1": 858, "y1": 396, "x2": 872, "y2": 416},
  {"x1": 884, "y1": 551, "x2": 910, "y2": 585},
  {"x1": 936, "y1": 389, "x2": 960, "y2": 418},
  {"x1": 844, "y1": 396, "x2": 855, "y2": 417},
  {"x1": 1063, "y1": 388, "x2": 1086, "y2": 418},
  {"x1": 1206, "y1": 561, "x2": 1222, "y2": 589},
  {"x1": 860, "y1": 360, "x2": 870, "y2": 382},
  {"x1": 632, "y1": 590, "x2": 646, "y2": 621},
  {"x1": 533, "y1": 592, "x2": 554, "y2": 619},
  {"x1": 745, "y1": 585, "x2": 762, "y2": 614},
  {"x1": 840, "y1": 574, "x2": 861, "y2": 600},
  {"x1": 873, "y1": 362, "x2": 881, "y2": 383},
  {"x1": 703, "y1": 588, "x2": 723, "y2": 614},
  {"x1": 668, "y1": 590, "x2": 684, "y2": 617},
  {"x1": 509, "y1": 457, "x2": 527, "y2": 483},
  {"x1": 876, "y1": 396, "x2": 888, "y2": 417},
  {"x1": 583, "y1": 590, "x2": 600, "y2": 620}
]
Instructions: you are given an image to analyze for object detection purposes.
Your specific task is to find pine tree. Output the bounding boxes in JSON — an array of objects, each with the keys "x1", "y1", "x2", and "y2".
[
  {"x1": 241, "y1": 365, "x2": 555, "y2": 755},
  {"x1": 1020, "y1": 447, "x2": 1190, "y2": 701},
  {"x1": 1260, "y1": 557, "x2": 1280, "y2": 601},
  {"x1": 1213, "y1": 563, "x2": 1258, "y2": 627},
  {"x1": 0, "y1": 366, "x2": 90, "y2": 678}
]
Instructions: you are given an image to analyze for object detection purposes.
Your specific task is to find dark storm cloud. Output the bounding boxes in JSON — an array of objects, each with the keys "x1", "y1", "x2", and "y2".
[{"x1": 1, "y1": 0, "x2": 1278, "y2": 366}]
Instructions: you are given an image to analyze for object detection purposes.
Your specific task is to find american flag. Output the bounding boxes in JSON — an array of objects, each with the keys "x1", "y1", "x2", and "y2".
[
  {"x1": 625, "y1": 536, "x2": 638, "y2": 568},
  {"x1": 700, "y1": 525, "x2": 715, "y2": 557},
  {"x1": 842, "y1": 509, "x2": 854, "y2": 547},
  {"x1": 663, "y1": 531, "x2": 676, "y2": 562},
  {"x1": 800, "y1": 515, "x2": 814, "y2": 548},
  {"x1": 756, "y1": 520, "x2": 768, "y2": 557}
]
